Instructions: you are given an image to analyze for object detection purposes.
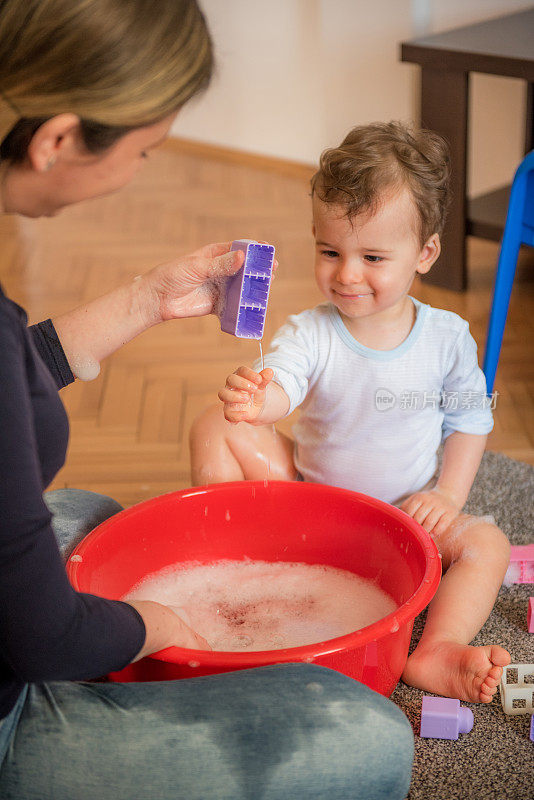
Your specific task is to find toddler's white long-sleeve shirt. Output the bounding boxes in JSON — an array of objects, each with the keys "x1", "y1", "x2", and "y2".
[{"x1": 255, "y1": 297, "x2": 493, "y2": 505}]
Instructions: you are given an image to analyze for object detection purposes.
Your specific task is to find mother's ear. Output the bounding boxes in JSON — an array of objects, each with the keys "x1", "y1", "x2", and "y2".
[
  {"x1": 416, "y1": 233, "x2": 441, "y2": 275},
  {"x1": 26, "y1": 113, "x2": 82, "y2": 172}
]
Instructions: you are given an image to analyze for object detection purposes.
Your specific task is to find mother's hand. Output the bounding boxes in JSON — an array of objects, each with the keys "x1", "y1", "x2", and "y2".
[
  {"x1": 127, "y1": 600, "x2": 211, "y2": 662},
  {"x1": 143, "y1": 241, "x2": 245, "y2": 323},
  {"x1": 53, "y1": 241, "x2": 252, "y2": 381}
]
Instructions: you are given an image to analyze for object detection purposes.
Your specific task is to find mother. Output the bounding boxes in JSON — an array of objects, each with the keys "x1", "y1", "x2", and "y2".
[{"x1": 0, "y1": 2, "x2": 414, "y2": 798}]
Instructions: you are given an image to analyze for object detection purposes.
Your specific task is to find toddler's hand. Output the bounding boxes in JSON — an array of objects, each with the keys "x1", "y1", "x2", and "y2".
[
  {"x1": 218, "y1": 366, "x2": 274, "y2": 424},
  {"x1": 400, "y1": 488, "x2": 460, "y2": 538}
]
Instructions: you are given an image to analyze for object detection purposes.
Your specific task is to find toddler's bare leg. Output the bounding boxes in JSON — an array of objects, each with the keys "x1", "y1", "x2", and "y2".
[
  {"x1": 189, "y1": 403, "x2": 297, "y2": 486},
  {"x1": 402, "y1": 515, "x2": 511, "y2": 702}
]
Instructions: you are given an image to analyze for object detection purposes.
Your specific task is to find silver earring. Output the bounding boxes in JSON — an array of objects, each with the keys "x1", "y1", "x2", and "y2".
[{"x1": 45, "y1": 157, "x2": 56, "y2": 171}]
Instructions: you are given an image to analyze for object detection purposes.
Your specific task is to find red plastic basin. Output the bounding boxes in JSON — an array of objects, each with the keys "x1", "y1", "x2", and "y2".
[{"x1": 67, "y1": 481, "x2": 441, "y2": 696}]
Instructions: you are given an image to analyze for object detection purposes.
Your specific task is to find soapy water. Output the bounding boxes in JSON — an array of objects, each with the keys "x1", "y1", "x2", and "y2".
[{"x1": 123, "y1": 559, "x2": 397, "y2": 652}]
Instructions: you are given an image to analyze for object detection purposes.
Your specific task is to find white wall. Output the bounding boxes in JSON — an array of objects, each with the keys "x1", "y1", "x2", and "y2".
[
  {"x1": 174, "y1": 0, "x2": 533, "y2": 196},
  {"x1": 175, "y1": 0, "x2": 328, "y2": 164}
]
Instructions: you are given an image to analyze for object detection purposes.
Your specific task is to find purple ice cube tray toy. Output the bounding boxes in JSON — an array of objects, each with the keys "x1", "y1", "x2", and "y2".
[{"x1": 219, "y1": 240, "x2": 275, "y2": 339}]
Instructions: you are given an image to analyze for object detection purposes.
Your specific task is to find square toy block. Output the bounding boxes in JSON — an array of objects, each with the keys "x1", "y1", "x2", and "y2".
[
  {"x1": 500, "y1": 664, "x2": 534, "y2": 715},
  {"x1": 420, "y1": 696, "x2": 474, "y2": 740},
  {"x1": 503, "y1": 544, "x2": 534, "y2": 584},
  {"x1": 219, "y1": 240, "x2": 275, "y2": 339},
  {"x1": 528, "y1": 598, "x2": 534, "y2": 633}
]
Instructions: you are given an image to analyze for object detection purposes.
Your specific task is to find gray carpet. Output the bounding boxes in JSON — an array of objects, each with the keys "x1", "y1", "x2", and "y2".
[{"x1": 390, "y1": 450, "x2": 534, "y2": 800}]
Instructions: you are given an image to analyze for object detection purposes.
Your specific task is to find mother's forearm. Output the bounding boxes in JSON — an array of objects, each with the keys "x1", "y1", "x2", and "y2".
[{"x1": 52, "y1": 274, "x2": 158, "y2": 380}]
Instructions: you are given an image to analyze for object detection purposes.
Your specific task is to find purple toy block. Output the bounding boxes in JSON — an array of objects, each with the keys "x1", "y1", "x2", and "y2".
[
  {"x1": 218, "y1": 239, "x2": 274, "y2": 339},
  {"x1": 503, "y1": 544, "x2": 534, "y2": 585},
  {"x1": 420, "y1": 696, "x2": 474, "y2": 740},
  {"x1": 528, "y1": 597, "x2": 534, "y2": 633},
  {"x1": 530, "y1": 715, "x2": 534, "y2": 743}
]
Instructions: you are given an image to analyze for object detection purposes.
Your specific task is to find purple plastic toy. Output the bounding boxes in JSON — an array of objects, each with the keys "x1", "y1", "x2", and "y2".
[
  {"x1": 420, "y1": 696, "x2": 474, "y2": 740},
  {"x1": 218, "y1": 239, "x2": 275, "y2": 339},
  {"x1": 530, "y1": 715, "x2": 534, "y2": 743}
]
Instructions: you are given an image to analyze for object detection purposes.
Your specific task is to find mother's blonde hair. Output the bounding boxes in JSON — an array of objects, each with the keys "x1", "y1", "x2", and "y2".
[{"x1": 0, "y1": 0, "x2": 212, "y2": 156}]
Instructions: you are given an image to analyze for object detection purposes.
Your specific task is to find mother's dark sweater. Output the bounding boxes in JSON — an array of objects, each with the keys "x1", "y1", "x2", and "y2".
[{"x1": 0, "y1": 284, "x2": 145, "y2": 719}]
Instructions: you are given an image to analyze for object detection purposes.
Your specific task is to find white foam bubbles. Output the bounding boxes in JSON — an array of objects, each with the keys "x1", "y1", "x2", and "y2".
[{"x1": 123, "y1": 559, "x2": 397, "y2": 652}]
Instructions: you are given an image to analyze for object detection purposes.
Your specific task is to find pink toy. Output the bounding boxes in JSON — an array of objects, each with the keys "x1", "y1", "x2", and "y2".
[
  {"x1": 503, "y1": 544, "x2": 534, "y2": 585},
  {"x1": 528, "y1": 597, "x2": 534, "y2": 634},
  {"x1": 420, "y1": 696, "x2": 474, "y2": 740}
]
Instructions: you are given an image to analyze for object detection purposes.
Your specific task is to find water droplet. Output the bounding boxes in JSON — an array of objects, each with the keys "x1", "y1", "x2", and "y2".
[
  {"x1": 225, "y1": 510, "x2": 231, "y2": 522},
  {"x1": 390, "y1": 620, "x2": 400, "y2": 633},
  {"x1": 304, "y1": 656, "x2": 314, "y2": 663},
  {"x1": 301, "y1": 534, "x2": 307, "y2": 542},
  {"x1": 306, "y1": 682, "x2": 323, "y2": 693},
  {"x1": 204, "y1": 506, "x2": 208, "y2": 517},
  {"x1": 188, "y1": 660, "x2": 200, "y2": 668},
  {"x1": 70, "y1": 554, "x2": 83, "y2": 563}
]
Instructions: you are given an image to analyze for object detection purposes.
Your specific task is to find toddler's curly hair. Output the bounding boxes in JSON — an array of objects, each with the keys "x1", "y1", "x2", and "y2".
[{"x1": 311, "y1": 121, "x2": 451, "y2": 245}]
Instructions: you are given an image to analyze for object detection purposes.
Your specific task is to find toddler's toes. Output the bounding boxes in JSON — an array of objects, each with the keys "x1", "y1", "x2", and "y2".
[
  {"x1": 480, "y1": 680, "x2": 498, "y2": 699},
  {"x1": 478, "y1": 652, "x2": 507, "y2": 702},
  {"x1": 490, "y1": 645, "x2": 511, "y2": 668},
  {"x1": 483, "y1": 674, "x2": 499, "y2": 691},
  {"x1": 487, "y1": 665, "x2": 502, "y2": 683}
]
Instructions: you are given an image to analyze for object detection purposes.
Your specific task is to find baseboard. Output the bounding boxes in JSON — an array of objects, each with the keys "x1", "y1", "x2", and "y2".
[{"x1": 164, "y1": 136, "x2": 316, "y2": 180}]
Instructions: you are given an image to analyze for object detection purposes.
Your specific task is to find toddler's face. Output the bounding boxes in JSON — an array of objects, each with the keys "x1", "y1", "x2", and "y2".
[{"x1": 312, "y1": 187, "x2": 439, "y2": 325}]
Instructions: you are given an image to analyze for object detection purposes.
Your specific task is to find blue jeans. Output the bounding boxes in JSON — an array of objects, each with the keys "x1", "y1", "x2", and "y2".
[{"x1": 0, "y1": 489, "x2": 414, "y2": 800}]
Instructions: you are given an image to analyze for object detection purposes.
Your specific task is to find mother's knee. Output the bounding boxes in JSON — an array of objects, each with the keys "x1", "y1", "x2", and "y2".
[
  {"x1": 44, "y1": 488, "x2": 123, "y2": 559},
  {"x1": 278, "y1": 664, "x2": 414, "y2": 799}
]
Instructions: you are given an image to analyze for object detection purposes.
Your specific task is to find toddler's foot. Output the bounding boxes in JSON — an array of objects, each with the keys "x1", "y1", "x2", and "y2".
[{"x1": 402, "y1": 640, "x2": 511, "y2": 703}]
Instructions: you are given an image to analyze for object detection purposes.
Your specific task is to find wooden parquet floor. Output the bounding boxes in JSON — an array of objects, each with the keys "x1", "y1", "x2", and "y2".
[{"x1": 1, "y1": 138, "x2": 533, "y2": 507}]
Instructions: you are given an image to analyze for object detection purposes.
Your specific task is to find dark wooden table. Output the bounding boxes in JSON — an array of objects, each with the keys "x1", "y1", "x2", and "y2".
[{"x1": 401, "y1": 8, "x2": 534, "y2": 290}]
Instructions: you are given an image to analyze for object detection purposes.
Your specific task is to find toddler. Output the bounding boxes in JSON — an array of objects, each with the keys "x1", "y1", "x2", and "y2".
[{"x1": 190, "y1": 121, "x2": 511, "y2": 702}]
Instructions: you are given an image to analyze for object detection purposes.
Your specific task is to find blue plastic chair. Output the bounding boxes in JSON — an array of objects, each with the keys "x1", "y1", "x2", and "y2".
[{"x1": 483, "y1": 150, "x2": 534, "y2": 394}]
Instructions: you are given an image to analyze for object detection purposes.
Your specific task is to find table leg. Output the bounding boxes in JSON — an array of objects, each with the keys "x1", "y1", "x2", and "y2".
[{"x1": 420, "y1": 68, "x2": 469, "y2": 291}]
